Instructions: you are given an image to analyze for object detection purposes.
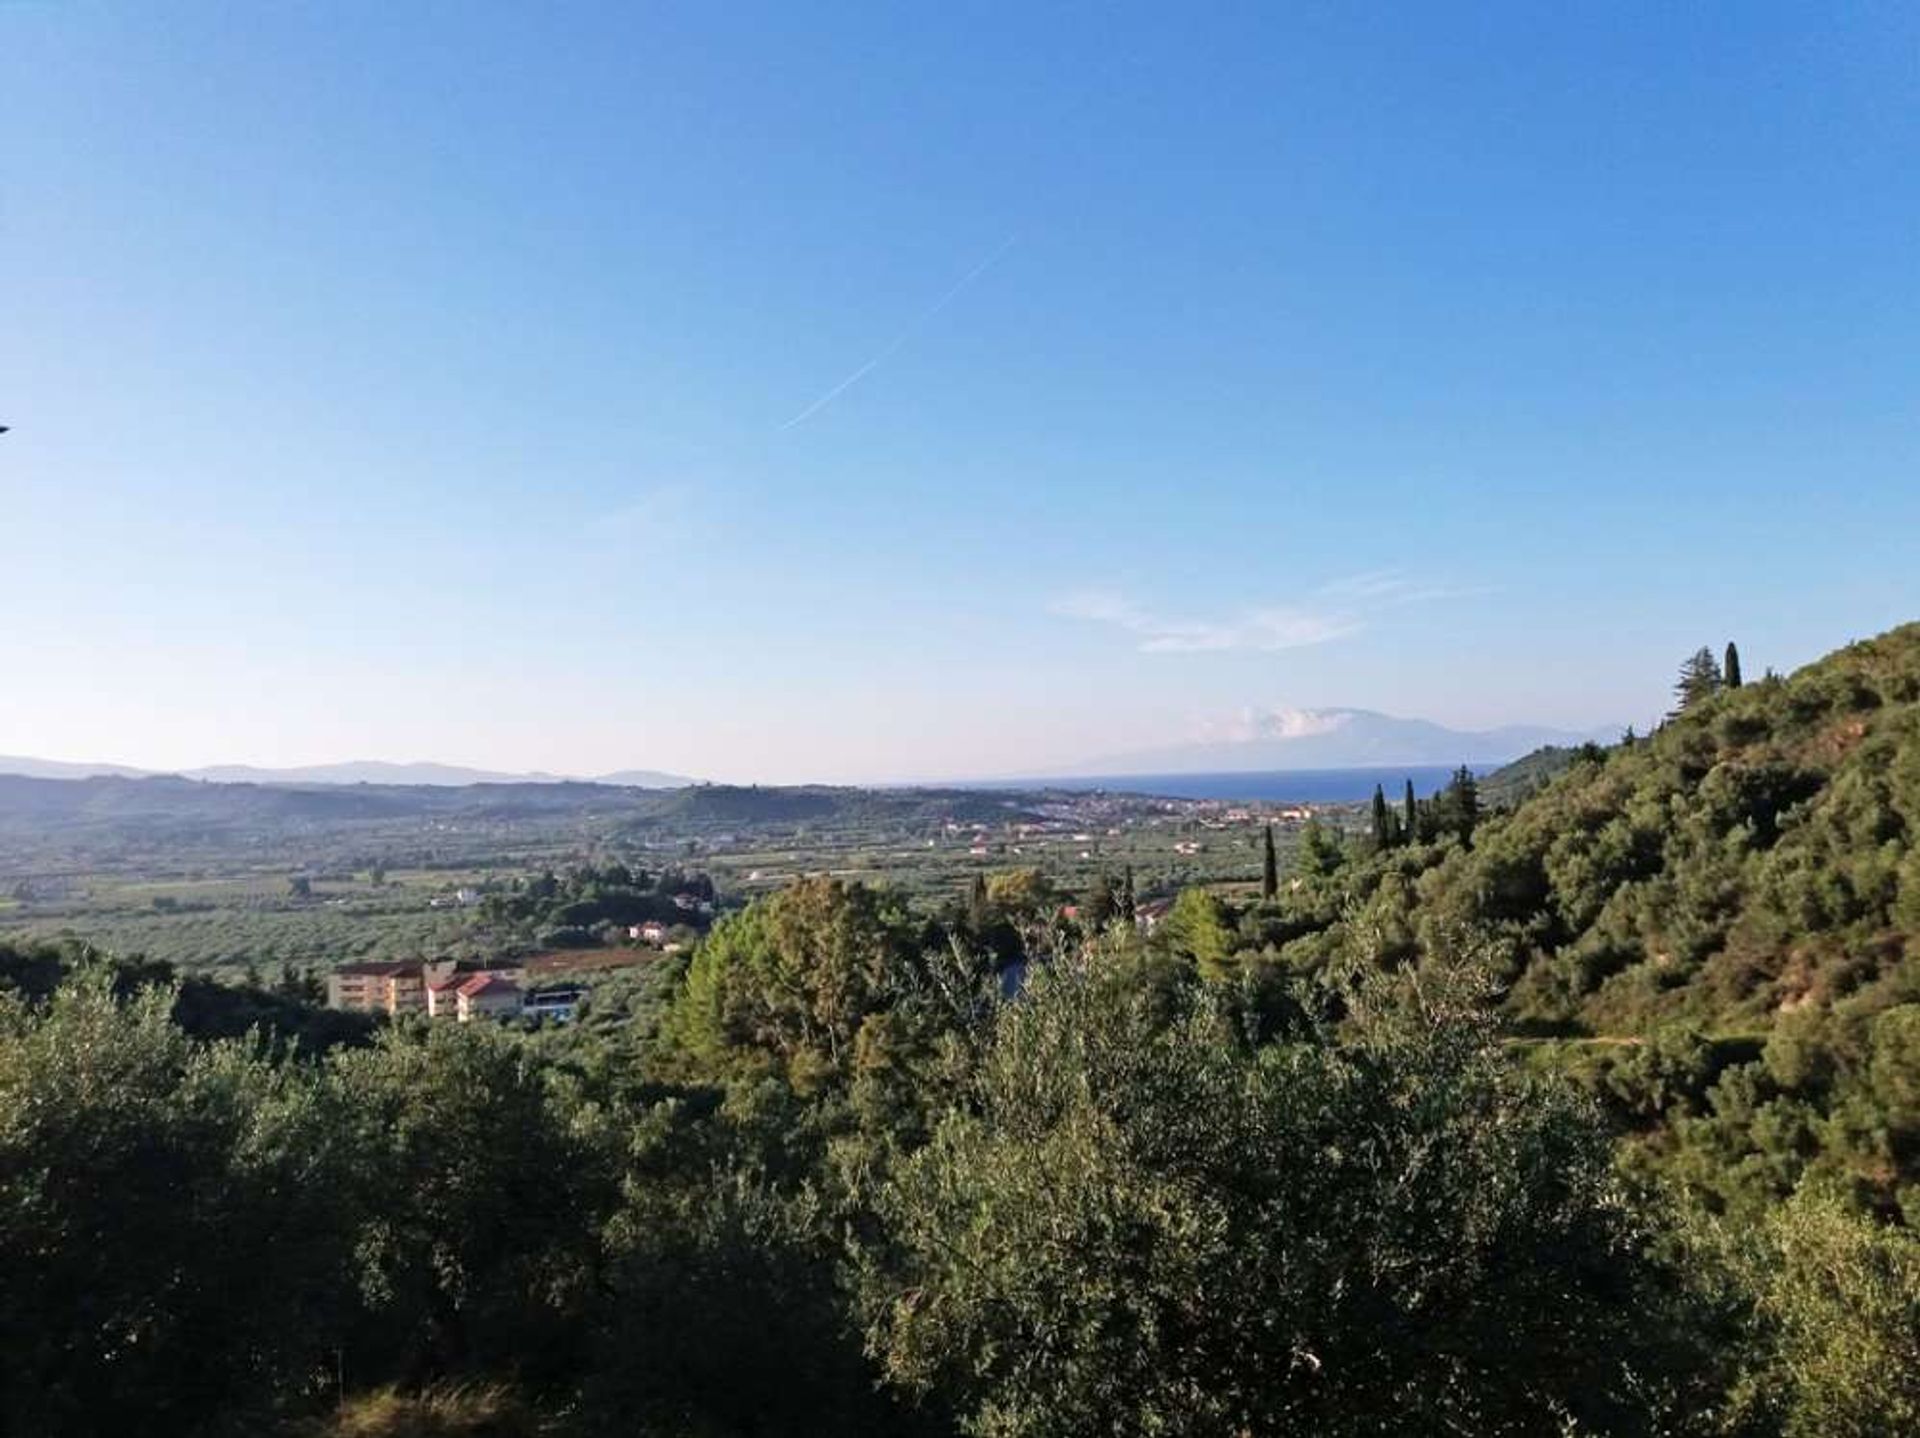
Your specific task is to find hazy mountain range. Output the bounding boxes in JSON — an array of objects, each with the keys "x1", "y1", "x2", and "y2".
[
  {"x1": 0, "y1": 756, "x2": 692, "y2": 789},
  {"x1": 1062, "y1": 708, "x2": 1619, "y2": 776},
  {"x1": 0, "y1": 708, "x2": 1615, "y2": 792}
]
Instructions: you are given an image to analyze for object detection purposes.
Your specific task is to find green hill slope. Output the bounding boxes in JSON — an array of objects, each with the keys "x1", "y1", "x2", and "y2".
[
  {"x1": 1275, "y1": 623, "x2": 1920, "y2": 1218},
  {"x1": 1478, "y1": 743, "x2": 1586, "y2": 808},
  {"x1": 1447, "y1": 623, "x2": 1914, "y2": 1034}
]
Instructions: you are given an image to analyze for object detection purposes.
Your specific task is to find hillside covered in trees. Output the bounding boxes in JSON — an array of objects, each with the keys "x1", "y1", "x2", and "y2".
[
  {"x1": 1225, "y1": 624, "x2": 1919, "y2": 1222},
  {"x1": 1, "y1": 626, "x2": 1916, "y2": 1437}
]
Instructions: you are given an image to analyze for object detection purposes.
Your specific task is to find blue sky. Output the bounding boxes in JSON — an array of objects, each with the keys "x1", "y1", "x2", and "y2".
[{"x1": 3, "y1": 3, "x2": 1916, "y2": 782}]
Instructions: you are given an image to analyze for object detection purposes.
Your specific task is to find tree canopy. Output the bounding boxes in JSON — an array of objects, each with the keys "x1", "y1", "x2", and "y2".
[{"x1": 3, "y1": 625, "x2": 1918, "y2": 1436}]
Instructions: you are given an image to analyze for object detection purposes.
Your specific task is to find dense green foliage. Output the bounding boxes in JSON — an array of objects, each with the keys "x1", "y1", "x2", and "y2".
[
  {"x1": 872, "y1": 956, "x2": 1699, "y2": 1437},
  {"x1": 3, "y1": 889, "x2": 1911, "y2": 1436},
  {"x1": 0, "y1": 977, "x2": 350, "y2": 1435},
  {"x1": 1217, "y1": 626, "x2": 1920, "y2": 1222},
  {"x1": 1479, "y1": 742, "x2": 1583, "y2": 807},
  {"x1": 2, "y1": 627, "x2": 1917, "y2": 1435},
  {"x1": 477, "y1": 861, "x2": 713, "y2": 948}
]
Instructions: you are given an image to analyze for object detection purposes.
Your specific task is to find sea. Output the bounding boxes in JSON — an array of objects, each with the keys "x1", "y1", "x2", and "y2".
[{"x1": 1000, "y1": 765, "x2": 1483, "y2": 804}]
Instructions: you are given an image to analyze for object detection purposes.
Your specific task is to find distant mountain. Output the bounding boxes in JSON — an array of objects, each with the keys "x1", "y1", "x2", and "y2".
[
  {"x1": 0, "y1": 773, "x2": 429, "y2": 829},
  {"x1": 0, "y1": 756, "x2": 693, "y2": 789},
  {"x1": 1067, "y1": 708, "x2": 1619, "y2": 776},
  {"x1": 0, "y1": 754, "x2": 151, "y2": 781},
  {"x1": 0, "y1": 773, "x2": 1039, "y2": 849},
  {"x1": 184, "y1": 760, "x2": 564, "y2": 787},
  {"x1": 595, "y1": 769, "x2": 696, "y2": 790}
]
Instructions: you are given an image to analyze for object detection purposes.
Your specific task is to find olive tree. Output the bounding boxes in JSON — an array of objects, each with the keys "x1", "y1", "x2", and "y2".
[{"x1": 867, "y1": 953, "x2": 1702, "y2": 1436}]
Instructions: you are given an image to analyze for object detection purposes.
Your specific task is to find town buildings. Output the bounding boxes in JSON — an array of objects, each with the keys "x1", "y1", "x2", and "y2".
[
  {"x1": 327, "y1": 960, "x2": 441, "y2": 1015},
  {"x1": 330, "y1": 958, "x2": 571, "y2": 1023}
]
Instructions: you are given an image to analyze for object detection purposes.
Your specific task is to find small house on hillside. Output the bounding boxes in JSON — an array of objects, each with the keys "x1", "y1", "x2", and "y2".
[
  {"x1": 454, "y1": 973, "x2": 523, "y2": 1023},
  {"x1": 1135, "y1": 898, "x2": 1174, "y2": 934}
]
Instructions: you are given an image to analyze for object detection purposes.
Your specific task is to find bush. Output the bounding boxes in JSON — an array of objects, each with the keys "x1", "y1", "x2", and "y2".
[
  {"x1": 0, "y1": 976, "x2": 354, "y2": 1437},
  {"x1": 1705, "y1": 1193, "x2": 1920, "y2": 1437},
  {"x1": 294, "y1": 1383, "x2": 545, "y2": 1438},
  {"x1": 867, "y1": 954, "x2": 1704, "y2": 1436}
]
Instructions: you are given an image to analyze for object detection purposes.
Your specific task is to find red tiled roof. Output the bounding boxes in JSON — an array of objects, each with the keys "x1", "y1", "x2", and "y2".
[{"x1": 458, "y1": 974, "x2": 519, "y2": 997}]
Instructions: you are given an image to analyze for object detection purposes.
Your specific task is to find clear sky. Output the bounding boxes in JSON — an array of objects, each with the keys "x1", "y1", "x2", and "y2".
[{"x1": 3, "y1": 3, "x2": 1916, "y2": 783}]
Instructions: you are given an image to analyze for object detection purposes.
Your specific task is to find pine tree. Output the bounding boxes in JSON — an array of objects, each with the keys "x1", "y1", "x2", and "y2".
[
  {"x1": 1261, "y1": 824, "x2": 1279, "y2": 900},
  {"x1": 1370, "y1": 784, "x2": 1391, "y2": 850},
  {"x1": 1672, "y1": 646, "x2": 1724, "y2": 714},
  {"x1": 1724, "y1": 641, "x2": 1743, "y2": 689}
]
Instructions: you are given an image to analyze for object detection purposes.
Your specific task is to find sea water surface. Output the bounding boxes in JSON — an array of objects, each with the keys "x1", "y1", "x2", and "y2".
[{"x1": 1008, "y1": 765, "x2": 1483, "y2": 803}]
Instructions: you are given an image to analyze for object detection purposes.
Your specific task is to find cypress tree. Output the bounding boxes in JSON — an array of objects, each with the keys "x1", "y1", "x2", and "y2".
[
  {"x1": 1082, "y1": 874, "x2": 1117, "y2": 928},
  {"x1": 1370, "y1": 784, "x2": 1391, "y2": 850},
  {"x1": 967, "y1": 872, "x2": 990, "y2": 930},
  {"x1": 1724, "y1": 641, "x2": 1743, "y2": 689},
  {"x1": 1403, "y1": 779, "x2": 1417, "y2": 842},
  {"x1": 1120, "y1": 865, "x2": 1137, "y2": 924},
  {"x1": 1261, "y1": 823, "x2": 1279, "y2": 900}
]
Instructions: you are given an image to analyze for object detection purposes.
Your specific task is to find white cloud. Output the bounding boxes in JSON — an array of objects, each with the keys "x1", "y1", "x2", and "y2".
[
  {"x1": 1051, "y1": 570, "x2": 1479, "y2": 655},
  {"x1": 1198, "y1": 706, "x2": 1354, "y2": 743},
  {"x1": 1317, "y1": 570, "x2": 1493, "y2": 606},
  {"x1": 1253, "y1": 706, "x2": 1352, "y2": 739},
  {"x1": 1314, "y1": 569, "x2": 1403, "y2": 601},
  {"x1": 1049, "y1": 590, "x2": 1357, "y2": 653}
]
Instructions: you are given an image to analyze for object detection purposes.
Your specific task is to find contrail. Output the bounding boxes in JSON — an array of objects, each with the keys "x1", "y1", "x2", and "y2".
[{"x1": 780, "y1": 233, "x2": 1017, "y2": 431}]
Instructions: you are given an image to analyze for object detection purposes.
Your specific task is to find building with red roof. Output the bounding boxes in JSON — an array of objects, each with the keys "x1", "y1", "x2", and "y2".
[{"x1": 453, "y1": 972, "x2": 523, "y2": 1023}]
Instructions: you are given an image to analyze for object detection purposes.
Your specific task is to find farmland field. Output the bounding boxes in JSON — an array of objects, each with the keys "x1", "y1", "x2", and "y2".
[{"x1": 0, "y1": 775, "x2": 1360, "y2": 973}]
